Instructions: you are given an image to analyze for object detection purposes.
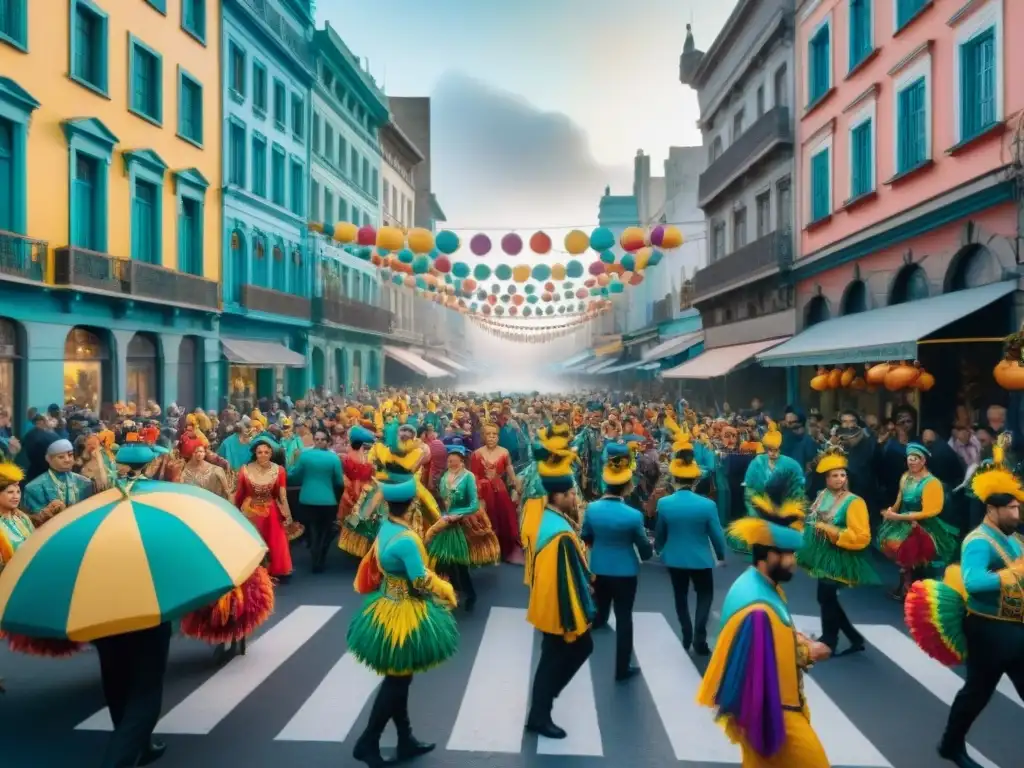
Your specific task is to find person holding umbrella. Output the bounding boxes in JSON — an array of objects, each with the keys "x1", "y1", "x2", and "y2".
[{"x1": 0, "y1": 439, "x2": 271, "y2": 767}]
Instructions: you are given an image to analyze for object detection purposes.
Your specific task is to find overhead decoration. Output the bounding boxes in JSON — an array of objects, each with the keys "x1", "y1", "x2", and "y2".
[
  {"x1": 650, "y1": 224, "x2": 683, "y2": 249},
  {"x1": 810, "y1": 362, "x2": 935, "y2": 393},
  {"x1": 407, "y1": 228, "x2": 434, "y2": 254},
  {"x1": 564, "y1": 229, "x2": 590, "y2": 255},
  {"x1": 530, "y1": 231, "x2": 552, "y2": 254},
  {"x1": 590, "y1": 226, "x2": 615, "y2": 252},
  {"x1": 501, "y1": 232, "x2": 523, "y2": 255},
  {"x1": 376, "y1": 226, "x2": 404, "y2": 252},
  {"x1": 512, "y1": 264, "x2": 531, "y2": 283},
  {"x1": 473, "y1": 263, "x2": 491, "y2": 280},
  {"x1": 334, "y1": 221, "x2": 358, "y2": 243},
  {"x1": 435, "y1": 229, "x2": 460, "y2": 254},
  {"x1": 994, "y1": 328, "x2": 1024, "y2": 390},
  {"x1": 620, "y1": 226, "x2": 646, "y2": 251},
  {"x1": 357, "y1": 225, "x2": 376, "y2": 246},
  {"x1": 470, "y1": 233, "x2": 491, "y2": 256}
]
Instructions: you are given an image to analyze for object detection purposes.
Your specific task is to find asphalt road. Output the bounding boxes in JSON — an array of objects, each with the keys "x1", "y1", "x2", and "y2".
[{"x1": 1, "y1": 543, "x2": 1021, "y2": 768}]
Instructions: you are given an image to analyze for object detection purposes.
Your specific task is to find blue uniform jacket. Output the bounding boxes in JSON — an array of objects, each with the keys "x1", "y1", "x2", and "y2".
[
  {"x1": 581, "y1": 497, "x2": 653, "y2": 577},
  {"x1": 289, "y1": 448, "x2": 344, "y2": 507},
  {"x1": 654, "y1": 489, "x2": 726, "y2": 570}
]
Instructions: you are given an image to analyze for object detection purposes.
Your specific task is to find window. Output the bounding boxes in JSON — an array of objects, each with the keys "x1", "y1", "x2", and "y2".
[
  {"x1": 273, "y1": 80, "x2": 285, "y2": 126},
  {"x1": 229, "y1": 42, "x2": 245, "y2": 98},
  {"x1": 808, "y1": 22, "x2": 831, "y2": 105},
  {"x1": 849, "y1": 0, "x2": 872, "y2": 71},
  {"x1": 0, "y1": 0, "x2": 28, "y2": 50},
  {"x1": 310, "y1": 180, "x2": 320, "y2": 220},
  {"x1": 228, "y1": 120, "x2": 245, "y2": 186},
  {"x1": 131, "y1": 179, "x2": 158, "y2": 263},
  {"x1": 181, "y1": 0, "x2": 205, "y2": 43},
  {"x1": 895, "y1": 0, "x2": 927, "y2": 31},
  {"x1": 70, "y1": 0, "x2": 109, "y2": 96},
  {"x1": 393, "y1": 188, "x2": 399, "y2": 219},
  {"x1": 252, "y1": 60, "x2": 267, "y2": 114},
  {"x1": 339, "y1": 136, "x2": 347, "y2": 172},
  {"x1": 711, "y1": 220, "x2": 726, "y2": 261},
  {"x1": 325, "y1": 123, "x2": 334, "y2": 163},
  {"x1": 774, "y1": 64, "x2": 788, "y2": 108},
  {"x1": 777, "y1": 177, "x2": 792, "y2": 231},
  {"x1": 732, "y1": 110, "x2": 744, "y2": 141},
  {"x1": 756, "y1": 86, "x2": 765, "y2": 118},
  {"x1": 324, "y1": 189, "x2": 333, "y2": 224},
  {"x1": 129, "y1": 37, "x2": 162, "y2": 125},
  {"x1": 338, "y1": 198, "x2": 347, "y2": 223},
  {"x1": 406, "y1": 199, "x2": 412, "y2": 227},
  {"x1": 850, "y1": 118, "x2": 873, "y2": 198},
  {"x1": 370, "y1": 169, "x2": 378, "y2": 199},
  {"x1": 361, "y1": 157, "x2": 369, "y2": 189},
  {"x1": 709, "y1": 136, "x2": 723, "y2": 162},
  {"x1": 0, "y1": 120, "x2": 13, "y2": 231},
  {"x1": 312, "y1": 113, "x2": 321, "y2": 153},
  {"x1": 383, "y1": 179, "x2": 391, "y2": 211},
  {"x1": 810, "y1": 147, "x2": 831, "y2": 222},
  {"x1": 251, "y1": 134, "x2": 266, "y2": 197},
  {"x1": 177, "y1": 68, "x2": 203, "y2": 146},
  {"x1": 72, "y1": 153, "x2": 101, "y2": 250},
  {"x1": 896, "y1": 77, "x2": 927, "y2": 173},
  {"x1": 959, "y1": 28, "x2": 996, "y2": 142},
  {"x1": 290, "y1": 160, "x2": 304, "y2": 216},
  {"x1": 291, "y1": 93, "x2": 304, "y2": 140},
  {"x1": 271, "y1": 145, "x2": 285, "y2": 206},
  {"x1": 178, "y1": 197, "x2": 201, "y2": 275},
  {"x1": 350, "y1": 147, "x2": 359, "y2": 180},
  {"x1": 732, "y1": 207, "x2": 747, "y2": 250},
  {"x1": 756, "y1": 191, "x2": 771, "y2": 237}
]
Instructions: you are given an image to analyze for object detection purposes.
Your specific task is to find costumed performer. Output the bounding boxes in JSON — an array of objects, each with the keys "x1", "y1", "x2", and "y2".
[
  {"x1": 178, "y1": 436, "x2": 231, "y2": 499},
  {"x1": 425, "y1": 437, "x2": 500, "y2": 611},
  {"x1": 0, "y1": 459, "x2": 33, "y2": 575},
  {"x1": 234, "y1": 435, "x2": 295, "y2": 579},
  {"x1": 21, "y1": 436, "x2": 94, "y2": 526},
  {"x1": 877, "y1": 442, "x2": 958, "y2": 600},
  {"x1": 524, "y1": 442, "x2": 596, "y2": 740},
  {"x1": 730, "y1": 422, "x2": 804, "y2": 555},
  {"x1": 339, "y1": 426, "x2": 384, "y2": 558},
  {"x1": 903, "y1": 446, "x2": 1024, "y2": 768},
  {"x1": 471, "y1": 422, "x2": 523, "y2": 564},
  {"x1": 571, "y1": 403, "x2": 605, "y2": 501},
  {"x1": 697, "y1": 472, "x2": 833, "y2": 767},
  {"x1": 374, "y1": 424, "x2": 441, "y2": 539},
  {"x1": 347, "y1": 476, "x2": 459, "y2": 768}
]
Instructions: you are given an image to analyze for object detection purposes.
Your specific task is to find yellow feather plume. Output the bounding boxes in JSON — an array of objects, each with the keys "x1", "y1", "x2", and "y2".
[
  {"x1": 971, "y1": 465, "x2": 1024, "y2": 503},
  {"x1": 0, "y1": 460, "x2": 24, "y2": 487},
  {"x1": 761, "y1": 420, "x2": 782, "y2": 450},
  {"x1": 726, "y1": 517, "x2": 777, "y2": 549}
]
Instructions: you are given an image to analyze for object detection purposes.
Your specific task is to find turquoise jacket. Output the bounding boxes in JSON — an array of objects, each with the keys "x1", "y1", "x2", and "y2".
[
  {"x1": 289, "y1": 448, "x2": 343, "y2": 506},
  {"x1": 581, "y1": 497, "x2": 653, "y2": 577},
  {"x1": 721, "y1": 566, "x2": 792, "y2": 627},
  {"x1": 654, "y1": 489, "x2": 726, "y2": 570},
  {"x1": 961, "y1": 522, "x2": 1024, "y2": 621}
]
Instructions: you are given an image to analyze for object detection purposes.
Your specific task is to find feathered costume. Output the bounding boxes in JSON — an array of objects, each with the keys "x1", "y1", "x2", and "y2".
[
  {"x1": 697, "y1": 481, "x2": 830, "y2": 767},
  {"x1": 338, "y1": 427, "x2": 386, "y2": 558},
  {"x1": 179, "y1": 566, "x2": 275, "y2": 646}
]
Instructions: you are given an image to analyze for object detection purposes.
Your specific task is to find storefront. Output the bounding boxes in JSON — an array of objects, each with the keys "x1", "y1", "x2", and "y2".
[
  {"x1": 221, "y1": 338, "x2": 305, "y2": 408},
  {"x1": 0, "y1": 318, "x2": 18, "y2": 419},
  {"x1": 126, "y1": 334, "x2": 159, "y2": 408},
  {"x1": 63, "y1": 327, "x2": 110, "y2": 412}
]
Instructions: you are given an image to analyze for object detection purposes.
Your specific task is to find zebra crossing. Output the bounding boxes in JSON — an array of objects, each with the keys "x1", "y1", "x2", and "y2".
[{"x1": 70, "y1": 602, "x2": 1022, "y2": 767}]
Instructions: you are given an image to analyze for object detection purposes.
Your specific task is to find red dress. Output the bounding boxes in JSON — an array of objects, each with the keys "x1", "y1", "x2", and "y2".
[
  {"x1": 234, "y1": 463, "x2": 292, "y2": 577},
  {"x1": 470, "y1": 448, "x2": 521, "y2": 561},
  {"x1": 339, "y1": 454, "x2": 375, "y2": 522}
]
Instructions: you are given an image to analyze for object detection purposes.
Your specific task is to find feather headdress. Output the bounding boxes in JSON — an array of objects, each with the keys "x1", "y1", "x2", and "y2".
[
  {"x1": 728, "y1": 471, "x2": 806, "y2": 551},
  {"x1": 815, "y1": 444, "x2": 849, "y2": 475},
  {"x1": 0, "y1": 459, "x2": 24, "y2": 488},
  {"x1": 665, "y1": 418, "x2": 701, "y2": 480},
  {"x1": 970, "y1": 433, "x2": 1024, "y2": 503},
  {"x1": 761, "y1": 420, "x2": 782, "y2": 450}
]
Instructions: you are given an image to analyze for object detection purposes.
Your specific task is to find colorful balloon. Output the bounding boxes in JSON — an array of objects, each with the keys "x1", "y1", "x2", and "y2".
[
  {"x1": 551, "y1": 263, "x2": 566, "y2": 280},
  {"x1": 609, "y1": 281, "x2": 624, "y2": 294},
  {"x1": 564, "y1": 229, "x2": 589, "y2": 255},
  {"x1": 599, "y1": 249, "x2": 616, "y2": 264},
  {"x1": 407, "y1": 228, "x2": 434, "y2": 254},
  {"x1": 531, "y1": 264, "x2": 551, "y2": 281},
  {"x1": 530, "y1": 231, "x2": 552, "y2": 254},
  {"x1": 588, "y1": 260, "x2": 605, "y2": 276},
  {"x1": 452, "y1": 262, "x2": 470, "y2": 279},
  {"x1": 434, "y1": 255, "x2": 452, "y2": 273},
  {"x1": 621, "y1": 253, "x2": 636, "y2": 272},
  {"x1": 412, "y1": 255, "x2": 430, "y2": 274},
  {"x1": 648, "y1": 249, "x2": 664, "y2": 266},
  {"x1": 660, "y1": 225, "x2": 683, "y2": 249},
  {"x1": 377, "y1": 226, "x2": 405, "y2": 252},
  {"x1": 494, "y1": 264, "x2": 513, "y2": 281},
  {"x1": 590, "y1": 227, "x2": 615, "y2": 252},
  {"x1": 620, "y1": 226, "x2": 645, "y2": 252},
  {"x1": 473, "y1": 263, "x2": 491, "y2": 280},
  {"x1": 470, "y1": 233, "x2": 491, "y2": 256},
  {"x1": 397, "y1": 248, "x2": 415, "y2": 264},
  {"x1": 436, "y1": 230, "x2": 460, "y2": 254},
  {"x1": 565, "y1": 260, "x2": 584, "y2": 278},
  {"x1": 501, "y1": 233, "x2": 523, "y2": 255},
  {"x1": 357, "y1": 225, "x2": 376, "y2": 246},
  {"x1": 334, "y1": 221, "x2": 358, "y2": 243}
]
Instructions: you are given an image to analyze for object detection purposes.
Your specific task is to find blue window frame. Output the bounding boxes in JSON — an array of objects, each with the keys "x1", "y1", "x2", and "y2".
[
  {"x1": 808, "y1": 23, "x2": 831, "y2": 105},
  {"x1": 848, "y1": 0, "x2": 871, "y2": 71},
  {"x1": 177, "y1": 67, "x2": 203, "y2": 147},
  {"x1": 252, "y1": 60, "x2": 267, "y2": 115},
  {"x1": 181, "y1": 0, "x2": 205, "y2": 45},
  {"x1": 251, "y1": 232, "x2": 267, "y2": 287},
  {"x1": 0, "y1": 0, "x2": 28, "y2": 51},
  {"x1": 289, "y1": 158, "x2": 304, "y2": 216},
  {"x1": 228, "y1": 41, "x2": 245, "y2": 99},
  {"x1": 273, "y1": 79, "x2": 286, "y2": 127},
  {"x1": 897, "y1": 77, "x2": 927, "y2": 173},
  {"x1": 338, "y1": 197, "x2": 347, "y2": 224},
  {"x1": 895, "y1": 0, "x2": 927, "y2": 32},
  {"x1": 69, "y1": 0, "x2": 109, "y2": 97},
  {"x1": 128, "y1": 35, "x2": 162, "y2": 126},
  {"x1": 0, "y1": 79, "x2": 40, "y2": 239},
  {"x1": 271, "y1": 240, "x2": 287, "y2": 288},
  {"x1": 174, "y1": 168, "x2": 207, "y2": 277},
  {"x1": 850, "y1": 119, "x2": 873, "y2": 198},
  {"x1": 291, "y1": 93, "x2": 304, "y2": 141},
  {"x1": 63, "y1": 117, "x2": 117, "y2": 254},
  {"x1": 310, "y1": 180, "x2": 320, "y2": 220},
  {"x1": 144, "y1": 0, "x2": 166, "y2": 14},
  {"x1": 228, "y1": 118, "x2": 245, "y2": 186},
  {"x1": 960, "y1": 28, "x2": 996, "y2": 142},
  {"x1": 290, "y1": 246, "x2": 305, "y2": 296},
  {"x1": 271, "y1": 144, "x2": 285, "y2": 206},
  {"x1": 810, "y1": 147, "x2": 830, "y2": 223},
  {"x1": 124, "y1": 149, "x2": 167, "y2": 266},
  {"x1": 324, "y1": 188, "x2": 333, "y2": 225},
  {"x1": 0, "y1": 120, "x2": 12, "y2": 231},
  {"x1": 251, "y1": 132, "x2": 267, "y2": 197},
  {"x1": 370, "y1": 168, "x2": 378, "y2": 200}
]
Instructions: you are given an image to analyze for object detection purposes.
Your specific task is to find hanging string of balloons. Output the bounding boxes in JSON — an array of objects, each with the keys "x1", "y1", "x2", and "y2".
[
  {"x1": 469, "y1": 314, "x2": 596, "y2": 343},
  {"x1": 471, "y1": 315, "x2": 597, "y2": 330}
]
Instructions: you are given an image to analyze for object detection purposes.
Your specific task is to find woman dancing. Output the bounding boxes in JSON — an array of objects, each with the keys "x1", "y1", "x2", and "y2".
[
  {"x1": 235, "y1": 435, "x2": 295, "y2": 580},
  {"x1": 471, "y1": 423, "x2": 523, "y2": 564}
]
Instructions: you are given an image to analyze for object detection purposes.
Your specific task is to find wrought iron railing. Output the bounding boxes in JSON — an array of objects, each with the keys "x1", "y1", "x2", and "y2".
[
  {"x1": 236, "y1": 0, "x2": 314, "y2": 69},
  {"x1": 692, "y1": 229, "x2": 793, "y2": 302},
  {"x1": 698, "y1": 106, "x2": 793, "y2": 206},
  {"x1": 130, "y1": 261, "x2": 219, "y2": 310},
  {"x1": 53, "y1": 247, "x2": 130, "y2": 294},
  {"x1": 0, "y1": 230, "x2": 47, "y2": 283},
  {"x1": 314, "y1": 294, "x2": 393, "y2": 333},
  {"x1": 242, "y1": 284, "x2": 312, "y2": 319}
]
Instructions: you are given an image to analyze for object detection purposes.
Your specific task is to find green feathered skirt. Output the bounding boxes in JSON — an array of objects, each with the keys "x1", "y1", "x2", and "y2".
[
  {"x1": 425, "y1": 513, "x2": 502, "y2": 567},
  {"x1": 797, "y1": 527, "x2": 881, "y2": 586},
  {"x1": 876, "y1": 516, "x2": 958, "y2": 568},
  {"x1": 339, "y1": 517, "x2": 380, "y2": 558},
  {"x1": 346, "y1": 591, "x2": 459, "y2": 676}
]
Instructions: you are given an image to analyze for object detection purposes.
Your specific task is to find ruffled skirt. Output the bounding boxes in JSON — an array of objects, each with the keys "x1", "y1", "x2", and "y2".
[
  {"x1": 877, "y1": 517, "x2": 958, "y2": 568},
  {"x1": 346, "y1": 592, "x2": 459, "y2": 676},
  {"x1": 180, "y1": 567, "x2": 275, "y2": 645},
  {"x1": 425, "y1": 511, "x2": 501, "y2": 567},
  {"x1": 797, "y1": 527, "x2": 880, "y2": 587}
]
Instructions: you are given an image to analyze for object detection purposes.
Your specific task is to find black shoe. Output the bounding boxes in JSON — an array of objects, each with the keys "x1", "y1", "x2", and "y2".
[
  {"x1": 615, "y1": 665, "x2": 641, "y2": 682},
  {"x1": 837, "y1": 641, "x2": 866, "y2": 657},
  {"x1": 353, "y1": 738, "x2": 393, "y2": 767},
  {"x1": 525, "y1": 718, "x2": 567, "y2": 739},
  {"x1": 937, "y1": 742, "x2": 984, "y2": 768},
  {"x1": 396, "y1": 737, "x2": 435, "y2": 760},
  {"x1": 592, "y1": 620, "x2": 609, "y2": 630},
  {"x1": 693, "y1": 642, "x2": 712, "y2": 657},
  {"x1": 464, "y1": 596, "x2": 476, "y2": 613},
  {"x1": 311, "y1": 565, "x2": 325, "y2": 574},
  {"x1": 137, "y1": 740, "x2": 166, "y2": 766}
]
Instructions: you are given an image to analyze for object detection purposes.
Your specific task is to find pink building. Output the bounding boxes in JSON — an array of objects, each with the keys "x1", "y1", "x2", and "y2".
[{"x1": 758, "y1": 0, "x2": 1024, "y2": 424}]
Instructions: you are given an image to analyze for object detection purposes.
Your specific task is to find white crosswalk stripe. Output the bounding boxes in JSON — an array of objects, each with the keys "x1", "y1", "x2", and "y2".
[{"x1": 68, "y1": 604, "x2": 1016, "y2": 766}]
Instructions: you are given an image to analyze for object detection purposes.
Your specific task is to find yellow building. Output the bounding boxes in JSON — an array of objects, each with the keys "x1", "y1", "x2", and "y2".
[{"x1": 0, "y1": 0, "x2": 224, "y2": 420}]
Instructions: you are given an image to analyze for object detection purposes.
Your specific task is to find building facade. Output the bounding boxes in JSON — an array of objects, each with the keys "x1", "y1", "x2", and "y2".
[
  {"x1": 676, "y1": 1, "x2": 797, "y2": 408},
  {"x1": 390, "y1": 97, "x2": 448, "y2": 232},
  {"x1": 0, "y1": 0, "x2": 222, "y2": 424},
  {"x1": 219, "y1": 0, "x2": 316, "y2": 408},
  {"x1": 757, "y1": 0, "x2": 1024, "y2": 422},
  {"x1": 308, "y1": 22, "x2": 389, "y2": 394}
]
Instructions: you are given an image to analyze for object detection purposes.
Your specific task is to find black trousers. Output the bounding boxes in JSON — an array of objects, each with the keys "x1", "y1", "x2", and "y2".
[
  {"x1": 593, "y1": 574, "x2": 637, "y2": 676},
  {"x1": 440, "y1": 563, "x2": 476, "y2": 601},
  {"x1": 93, "y1": 622, "x2": 173, "y2": 768},
  {"x1": 667, "y1": 567, "x2": 714, "y2": 646},
  {"x1": 528, "y1": 630, "x2": 594, "y2": 723},
  {"x1": 942, "y1": 615, "x2": 1024, "y2": 750},
  {"x1": 305, "y1": 504, "x2": 337, "y2": 571},
  {"x1": 817, "y1": 579, "x2": 863, "y2": 649},
  {"x1": 358, "y1": 674, "x2": 416, "y2": 746},
  {"x1": 286, "y1": 487, "x2": 305, "y2": 545}
]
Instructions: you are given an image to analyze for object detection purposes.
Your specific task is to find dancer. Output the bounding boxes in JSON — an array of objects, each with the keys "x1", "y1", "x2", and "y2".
[
  {"x1": 235, "y1": 435, "x2": 294, "y2": 580},
  {"x1": 877, "y1": 442, "x2": 958, "y2": 599},
  {"x1": 697, "y1": 472, "x2": 832, "y2": 767},
  {"x1": 0, "y1": 459, "x2": 32, "y2": 573},
  {"x1": 730, "y1": 422, "x2": 803, "y2": 554},
  {"x1": 178, "y1": 437, "x2": 230, "y2": 499},
  {"x1": 582, "y1": 442, "x2": 651, "y2": 681},
  {"x1": 425, "y1": 438, "x2": 500, "y2": 611},
  {"x1": 348, "y1": 476, "x2": 459, "y2": 767},
  {"x1": 471, "y1": 422, "x2": 523, "y2": 564},
  {"x1": 524, "y1": 443, "x2": 595, "y2": 740},
  {"x1": 654, "y1": 423, "x2": 726, "y2": 655},
  {"x1": 798, "y1": 445, "x2": 878, "y2": 656},
  {"x1": 338, "y1": 426, "x2": 382, "y2": 558},
  {"x1": 374, "y1": 425, "x2": 441, "y2": 539}
]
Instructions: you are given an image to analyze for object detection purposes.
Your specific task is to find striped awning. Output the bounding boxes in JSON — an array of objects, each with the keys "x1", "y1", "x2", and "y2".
[
  {"x1": 383, "y1": 346, "x2": 450, "y2": 378},
  {"x1": 221, "y1": 339, "x2": 305, "y2": 368}
]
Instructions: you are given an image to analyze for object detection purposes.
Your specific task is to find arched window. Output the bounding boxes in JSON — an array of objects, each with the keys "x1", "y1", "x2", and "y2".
[
  {"x1": 947, "y1": 245, "x2": 1000, "y2": 292},
  {"x1": 127, "y1": 333, "x2": 159, "y2": 408},
  {"x1": 841, "y1": 280, "x2": 868, "y2": 315},
  {"x1": 890, "y1": 264, "x2": 929, "y2": 305},
  {"x1": 805, "y1": 296, "x2": 830, "y2": 326},
  {"x1": 64, "y1": 327, "x2": 109, "y2": 411}
]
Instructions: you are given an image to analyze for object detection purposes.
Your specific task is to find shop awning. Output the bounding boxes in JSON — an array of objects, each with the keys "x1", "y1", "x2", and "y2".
[
  {"x1": 757, "y1": 280, "x2": 1018, "y2": 368},
  {"x1": 594, "y1": 340, "x2": 623, "y2": 356},
  {"x1": 641, "y1": 331, "x2": 704, "y2": 362},
  {"x1": 561, "y1": 350, "x2": 594, "y2": 370},
  {"x1": 638, "y1": 361, "x2": 662, "y2": 371},
  {"x1": 221, "y1": 339, "x2": 305, "y2": 368},
  {"x1": 601, "y1": 359, "x2": 647, "y2": 374},
  {"x1": 662, "y1": 337, "x2": 790, "y2": 379},
  {"x1": 383, "y1": 345, "x2": 450, "y2": 378},
  {"x1": 584, "y1": 358, "x2": 618, "y2": 374},
  {"x1": 423, "y1": 350, "x2": 468, "y2": 372}
]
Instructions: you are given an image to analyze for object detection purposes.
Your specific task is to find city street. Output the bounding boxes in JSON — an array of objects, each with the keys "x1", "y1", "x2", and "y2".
[{"x1": 1, "y1": 545, "x2": 1020, "y2": 768}]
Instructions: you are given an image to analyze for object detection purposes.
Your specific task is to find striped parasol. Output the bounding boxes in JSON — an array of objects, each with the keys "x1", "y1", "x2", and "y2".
[{"x1": 0, "y1": 480, "x2": 267, "y2": 643}]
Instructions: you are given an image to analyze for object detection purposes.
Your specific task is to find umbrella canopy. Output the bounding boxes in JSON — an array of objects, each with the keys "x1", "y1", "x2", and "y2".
[{"x1": 0, "y1": 480, "x2": 267, "y2": 642}]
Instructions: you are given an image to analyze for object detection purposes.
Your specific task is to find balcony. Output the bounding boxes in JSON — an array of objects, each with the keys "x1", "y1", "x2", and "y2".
[
  {"x1": 242, "y1": 284, "x2": 311, "y2": 319},
  {"x1": 699, "y1": 106, "x2": 792, "y2": 208},
  {"x1": 52, "y1": 247, "x2": 221, "y2": 310},
  {"x1": 236, "y1": 0, "x2": 313, "y2": 70},
  {"x1": 0, "y1": 230, "x2": 48, "y2": 284},
  {"x1": 313, "y1": 294, "x2": 393, "y2": 333},
  {"x1": 692, "y1": 229, "x2": 793, "y2": 303}
]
